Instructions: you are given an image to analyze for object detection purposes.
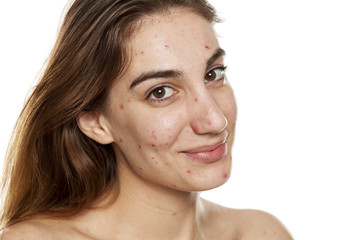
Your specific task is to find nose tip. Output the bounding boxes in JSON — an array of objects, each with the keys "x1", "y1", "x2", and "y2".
[{"x1": 190, "y1": 96, "x2": 228, "y2": 135}]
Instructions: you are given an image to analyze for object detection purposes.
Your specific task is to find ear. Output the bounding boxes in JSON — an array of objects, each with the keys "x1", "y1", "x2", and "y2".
[{"x1": 77, "y1": 111, "x2": 114, "y2": 145}]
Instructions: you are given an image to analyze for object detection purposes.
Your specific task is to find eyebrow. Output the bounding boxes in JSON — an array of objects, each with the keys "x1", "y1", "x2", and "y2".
[{"x1": 129, "y1": 47, "x2": 226, "y2": 89}]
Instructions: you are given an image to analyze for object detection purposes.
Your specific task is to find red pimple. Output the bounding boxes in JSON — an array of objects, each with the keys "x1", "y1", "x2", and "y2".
[
  {"x1": 172, "y1": 212, "x2": 177, "y2": 216},
  {"x1": 151, "y1": 156, "x2": 155, "y2": 160},
  {"x1": 138, "y1": 145, "x2": 142, "y2": 150},
  {"x1": 151, "y1": 131, "x2": 157, "y2": 140},
  {"x1": 193, "y1": 126, "x2": 199, "y2": 133},
  {"x1": 205, "y1": 45, "x2": 211, "y2": 49},
  {"x1": 119, "y1": 138, "x2": 123, "y2": 143},
  {"x1": 206, "y1": 120, "x2": 212, "y2": 125},
  {"x1": 139, "y1": 167, "x2": 143, "y2": 171},
  {"x1": 194, "y1": 97, "x2": 199, "y2": 102},
  {"x1": 164, "y1": 44, "x2": 169, "y2": 48},
  {"x1": 151, "y1": 144, "x2": 156, "y2": 148},
  {"x1": 223, "y1": 173, "x2": 228, "y2": 179},
  {"x1": 140, "y1": 51, "x2": 144, "y2": 55},
  {"x1": 120, "y1": 104, "x2": 124, "y2": 109},
  {"x1": 186, "y1": 170, "x2": 191, "y2": 174},
  {"x1": 128, "y1": 98, "x2": 131, "y2": 103}
]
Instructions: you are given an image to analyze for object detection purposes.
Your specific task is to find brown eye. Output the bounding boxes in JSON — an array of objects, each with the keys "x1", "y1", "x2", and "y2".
[
  {"x1": 147, "y1": 86, "x2": 175, "y2": 102},
  {"x1": 204, "y1": 66, "x2": 227, "y2": 82},
  {"x1": 205, "y1": 70, "x2": 217, "y2": 81},
  {"x1": 152, "y1": 87, "x2": 166, "y2": 98}
]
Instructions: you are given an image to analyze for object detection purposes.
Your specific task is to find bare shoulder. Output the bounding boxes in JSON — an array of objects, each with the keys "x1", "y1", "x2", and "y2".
[
  {"x1": 0, "y1": 220, "x2": 50, "y2": 240},
  {"x1": 235, "y1": 209, "x2": 293, "y2": 240},
  {"x1": 0, "y1": 218, "x2": 83, "y2": 240},
  {"x1": 200, "y1": 199, "x2": 293, "y2": 240}
]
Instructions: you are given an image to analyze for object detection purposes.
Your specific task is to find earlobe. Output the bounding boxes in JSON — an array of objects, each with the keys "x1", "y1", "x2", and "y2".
[{"x1": 77, "y1": 111, "x2": 114, "y2": 145}]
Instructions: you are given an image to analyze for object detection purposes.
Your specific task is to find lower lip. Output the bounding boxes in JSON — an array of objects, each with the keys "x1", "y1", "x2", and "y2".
[{"x1": 182, "y1": 143, "x2": 228, "y2": 163}]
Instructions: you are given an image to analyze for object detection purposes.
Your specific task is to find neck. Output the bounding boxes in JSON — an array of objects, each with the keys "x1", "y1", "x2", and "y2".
[{"x1": 72, "y1": 159, "x2": 206, "y2": 240}]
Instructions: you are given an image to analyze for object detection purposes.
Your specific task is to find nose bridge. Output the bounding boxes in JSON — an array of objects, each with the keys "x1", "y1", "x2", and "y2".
[{"x1": 189, "y1": 86, "x2": 228, "y2": 134}]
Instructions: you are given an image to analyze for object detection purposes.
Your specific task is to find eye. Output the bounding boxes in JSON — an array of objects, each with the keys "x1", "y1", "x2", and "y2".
[
  {"x1": 204, "y1": 66, "x2": 227, "y2": 82},
  {"x1": 147, "y1": 86, "x2": 175, "y2": 102}
]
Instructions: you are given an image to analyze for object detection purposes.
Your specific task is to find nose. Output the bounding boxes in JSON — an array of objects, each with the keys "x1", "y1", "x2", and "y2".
[{"x1": 189, "y1": 90, "x2": 228, "y2": 135}]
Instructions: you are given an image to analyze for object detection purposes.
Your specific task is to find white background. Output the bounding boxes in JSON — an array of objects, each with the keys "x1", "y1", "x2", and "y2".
[{"x1": 1, "y1": 1, "x2": 359, "y2": 239}]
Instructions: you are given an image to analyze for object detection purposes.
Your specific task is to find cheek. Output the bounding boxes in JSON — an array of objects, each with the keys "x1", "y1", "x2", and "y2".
[{"x1": 142, "y1": 111, "x2": 185, "y2": 147}]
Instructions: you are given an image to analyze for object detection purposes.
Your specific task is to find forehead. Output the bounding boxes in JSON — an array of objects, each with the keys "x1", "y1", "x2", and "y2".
[{"x1": 123, "y1": 10, "x2": 219, "y2": 79}]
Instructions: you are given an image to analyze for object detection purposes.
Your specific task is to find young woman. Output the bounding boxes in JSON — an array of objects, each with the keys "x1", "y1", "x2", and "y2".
[{"x1": 0, "y1": 0, "x2": 292, "y2": 239}]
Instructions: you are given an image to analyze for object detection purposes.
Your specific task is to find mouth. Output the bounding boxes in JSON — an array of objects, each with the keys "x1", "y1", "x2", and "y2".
[{"x1": 180, "y1": 141, "x2": 228, "y2": 163}]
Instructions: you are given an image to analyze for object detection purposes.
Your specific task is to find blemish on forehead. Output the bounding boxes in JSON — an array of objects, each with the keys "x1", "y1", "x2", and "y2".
[{"x1": 205, "y1": 45, "x2": 211, "y2": 49}]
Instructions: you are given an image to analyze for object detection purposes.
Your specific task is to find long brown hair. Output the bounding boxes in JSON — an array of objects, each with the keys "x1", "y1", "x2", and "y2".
[{"x1": 0, "y1": 0, "x2": 219, "y2": 228}]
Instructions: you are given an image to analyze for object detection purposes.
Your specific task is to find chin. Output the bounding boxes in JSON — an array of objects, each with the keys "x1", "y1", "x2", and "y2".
[{"x1": 180, "y1": 154, "x2": 232, "y2": 192}]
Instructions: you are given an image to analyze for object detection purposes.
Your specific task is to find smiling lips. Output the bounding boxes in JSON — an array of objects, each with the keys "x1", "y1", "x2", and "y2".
[{"x1": 181, "y1": 141, "x2": 228, "y2": 163}]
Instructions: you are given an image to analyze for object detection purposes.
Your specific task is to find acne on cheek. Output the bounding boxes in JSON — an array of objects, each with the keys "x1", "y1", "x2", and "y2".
[
  {"x1": 186, "y1": 170, "x2": 191, "y2": 174},
  {"x1": 223, "y1": 173, "x2": 228, "y2": 179},
  {"x1": 120, "y1": 104, "x2": 124, "y2": 109},
  {"x1": 205, "y1": 45, "x2": 211, "y2": 49}
]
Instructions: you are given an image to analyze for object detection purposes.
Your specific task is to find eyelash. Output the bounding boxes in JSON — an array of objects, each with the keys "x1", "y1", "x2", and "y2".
[{"x1": 146, "y1": 65, "x2": 227, "y2": 103}]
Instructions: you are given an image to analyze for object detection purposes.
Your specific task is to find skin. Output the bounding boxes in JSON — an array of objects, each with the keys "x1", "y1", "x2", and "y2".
[{"x1": 1, "y1": 9, "x2": 293, "y2": 240}]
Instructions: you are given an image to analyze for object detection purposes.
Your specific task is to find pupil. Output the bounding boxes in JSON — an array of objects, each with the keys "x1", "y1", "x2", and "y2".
[{"x1": 153, "y1": 87, "x2": 165, "y2": 98}]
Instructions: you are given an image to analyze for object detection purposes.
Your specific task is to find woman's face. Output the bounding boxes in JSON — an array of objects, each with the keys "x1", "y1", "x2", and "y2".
[{"x1": 103, "y1": 9, "x2": 237, "y2": 191}]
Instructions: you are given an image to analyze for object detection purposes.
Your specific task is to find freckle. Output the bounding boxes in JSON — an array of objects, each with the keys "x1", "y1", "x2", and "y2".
[
  {"x1": 140, "y1": 51, "x2": 144, "y2": 55},
  {"x1": 138, "y1": 145, "x2": 142, "y2": 150},
  {"x1": 172, "y1": 212, "x2": 177, "y2": 216},
  {"x1": 120, "y1": 104, "x2": 124, "y2": 109},
  {"x1": 139, "y1": 167, "x2": 143, "y2": 171},
  {"x1": 194, "y1": 97, "x2": 198, "y2": 102},
  {"x1": 186, "y1": 170, "x2": 191, "y2": 174},
  {"x1": 205, "y1": 45, "x2": 211, "y2": 49}
]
